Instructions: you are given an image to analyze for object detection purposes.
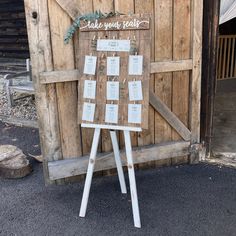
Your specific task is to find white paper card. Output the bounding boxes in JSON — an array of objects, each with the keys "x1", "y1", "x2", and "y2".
[
  {"x1": 107, "y1": 81, "x2": 119, "y2": 100},
  {"x1": 83, "y1": 80, "x2": 96, "y2": 99},
  {"x1": 97, "y1": 39, "x2": 130, "y2": 52},
  {"x1": 128, "y1": 104, "x2": 142, "y2": 124},
  {"x1": 83, "y1": 56, "x2": 97, "y2": 75},
  {"x1": 107, "y1": 57, "x2": 120, "y2": 76},
  {"x1": 128, "y1": 55, "x2": 143, "y2": 75},
  {"x1": 82, "y1": 102, "x2": 95, "y2": 122},
  {"x1": 105, "y1": 104, "x2": 118, "y2": 124},
  {"x1": 128, "y1": 81, "x2": 143, "y2": 101}
]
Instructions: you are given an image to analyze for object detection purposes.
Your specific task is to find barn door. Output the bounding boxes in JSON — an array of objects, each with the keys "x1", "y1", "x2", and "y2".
[{"x1": 24, "y1": 0, "x2": 203, "y2": 184}]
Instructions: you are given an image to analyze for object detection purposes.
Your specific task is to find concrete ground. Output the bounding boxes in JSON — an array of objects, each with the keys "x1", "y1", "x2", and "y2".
[
  {"x1": 212, "y1": 79, "x2": 236, "y2": 153},
  {"x1": 0, "y1": 121, "x2": 236, "y2": 236}
]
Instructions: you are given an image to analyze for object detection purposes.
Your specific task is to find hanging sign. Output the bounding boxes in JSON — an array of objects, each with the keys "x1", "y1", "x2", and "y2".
[{"x1": 78, "y1": 14, "x2": 151, "y2": 129}]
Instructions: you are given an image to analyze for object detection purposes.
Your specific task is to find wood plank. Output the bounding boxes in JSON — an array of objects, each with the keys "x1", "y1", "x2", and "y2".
[
  {"x1": 55, "y1": 0, "x2": 81, "y2": 20},
  {"x1": 135, "y1": 0, "x2": 155, "y2": 147},
  {"x1": 172, "y1": 0, "x2": 191, "y2": 165},
  {"x1": 93, "y1": 0, "x2": 114, "y2": 154},
  {"x1": 154, "y1": 0, "x2": 172, "y2": 164},
  {"x1": 39, "y1": 69, "x2": 79, "y2": 84},
  {"x1": 190, "y1": 0, "x2": 203, "y2": 163},
  {"x1": 230, "y1": 38, "x2": 235, "y2": 78},
  {"x1": 48, "y1": 0, "x2": 82, "y2": 159},
  {"x1": 114, "y1": 0, "x2": 138, "y2": 148},
  {"x1": 48, "y1": 140, "x2": 190, "y2": 180},
  {"x1": 24, "y1": 0, "x2": 62, "y2": 185},
  {"x1": 150, "y1": 91, "x2": 191, "y2": 141},
  {"x1": 74, "y1": 0, "x2": 93, "y2": 156},
  {"x1": 151, "y1": 59, "x2": 192, "y2": 73}
]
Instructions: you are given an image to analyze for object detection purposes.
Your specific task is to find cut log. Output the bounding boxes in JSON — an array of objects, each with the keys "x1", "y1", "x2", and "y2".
[{"x1": 0, "y1": 145, "x2": 32, "y2": 178}]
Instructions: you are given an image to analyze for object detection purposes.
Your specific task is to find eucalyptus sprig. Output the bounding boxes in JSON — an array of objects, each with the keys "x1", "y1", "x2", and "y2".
[{"x1": 64, "y1": 10, "x2": 122, "y2": 44}]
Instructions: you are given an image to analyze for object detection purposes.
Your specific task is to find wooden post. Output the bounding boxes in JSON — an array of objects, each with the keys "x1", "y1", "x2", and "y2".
[
  {"x1": 79, "y1": 128, "x2": 101, "y2": 217},
  {"x1": 200, "y1": 0, "x2": 221, "y2": 156},
  {"x1": 110, "y1": 131, "x2": 127, "y2": 194},
  {"x1": 124, "y1": 130, "x2": 141, "y2": 228},
  {"x1": 190, "y1": 0, "x2": 204, "y2": 163},
  {"x1": 24, "y1": 0, "x2": 62, "y2": 185}
]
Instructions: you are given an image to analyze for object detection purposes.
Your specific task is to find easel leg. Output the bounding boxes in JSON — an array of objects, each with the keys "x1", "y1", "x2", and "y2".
[
  {"x1": 124, "y1": 130, "x2": 141, "y2": 228},
  {"x1": 79, "y1": 128, "x2": 101, "y2": 217},
  {"x1": 110, "y1": 130, "x2": 127, "y2": 194}
]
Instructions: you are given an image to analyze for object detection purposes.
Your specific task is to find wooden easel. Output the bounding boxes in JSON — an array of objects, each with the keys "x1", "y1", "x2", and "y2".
[{"x1": 79, "y1": 123, "x2": 141, "y2": 228}]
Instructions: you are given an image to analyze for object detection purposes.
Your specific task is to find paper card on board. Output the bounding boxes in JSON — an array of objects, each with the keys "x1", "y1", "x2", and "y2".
[
  {"x1": 83, "y1": 80, "x2": 96, "y2": 99},
  {"x1": 106, "y1": 81, "x2": 119, "y2": 100},
  {"x1": 107, "y1": 57, "x2": 120, "y2": 76},
  {"x1": 82, "y1": 102, "x2": 96, "y2": 122},
  {"x1": 128, "y1": 81, "x2": 143, "y2": 101},
  {"x1": 97, "y1": 39, "x2": 130, "y2": 52},
  {"x1": 128, "y1": 104, "x2": 142, "y2": 124},
  {"x1": 83, "y1": 56, "x2": 97, "y2": 75},
  {"x1": 128, "y1": 55, "x2": 143, "y2": 75},
  {"x1": 105, "y1": 104, "x2": 119, "y2": 124}
]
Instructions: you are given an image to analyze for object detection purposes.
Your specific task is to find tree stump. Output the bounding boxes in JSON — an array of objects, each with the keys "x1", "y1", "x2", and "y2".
[{"x1": 0, "y1": 145, "x2": 32, "y2": 178}]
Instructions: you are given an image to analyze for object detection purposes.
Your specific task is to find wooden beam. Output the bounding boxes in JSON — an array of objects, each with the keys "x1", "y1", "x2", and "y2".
[
  {"x1": 150, "y1": 59, "x2": 192, "y2": 74},
  {"x1": 48, "y1": 140, "x2": 190, "y2": 180},
  {"x1": 55, "y1": 0, "x2": 81, "y2": 20},
  {"x1": 24, "y1": 0, "x2": 62, "y2": 185},
  {"x1": 149, "y1": 91, "x2": 191, "y2": 141},
  {"x1": 39, "y1": 69, "x2": 79, "y2": 84},
  {"x1": 39, "y1": 60, "x2": 194, "y2": 85},
  {"x1": 190, "y1": 0, "x2": 203, "y2": 163}
]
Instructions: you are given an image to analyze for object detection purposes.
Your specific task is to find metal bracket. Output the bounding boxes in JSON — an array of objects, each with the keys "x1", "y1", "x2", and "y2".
[{"x1": 189, "y1": 142, "x2": 206, "y2": 163}]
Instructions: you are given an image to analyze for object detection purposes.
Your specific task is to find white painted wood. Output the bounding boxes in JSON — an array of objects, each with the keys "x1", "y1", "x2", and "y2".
[
  {"x1": 81, "y1": 123, "x2": 142, "y2": 132},
  {"x1": 110, "y1": 131, "x2": 127, "y2": 194},
  {"x1": 124, "y1": 130, "x2": 141, "y2": 228},
  {"x1": 79, "y1": 128, "x2": 101, "y2": 217}
]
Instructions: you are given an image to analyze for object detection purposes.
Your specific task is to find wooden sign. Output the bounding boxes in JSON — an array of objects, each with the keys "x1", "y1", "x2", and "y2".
[{"x1": 77, "y1": 14, "x2": 151, "y2": 129}]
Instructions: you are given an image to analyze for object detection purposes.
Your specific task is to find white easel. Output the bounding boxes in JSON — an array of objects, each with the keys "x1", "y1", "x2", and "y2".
[{"x1": 79, "y1": 123, "x2": 141, "y2": 228}]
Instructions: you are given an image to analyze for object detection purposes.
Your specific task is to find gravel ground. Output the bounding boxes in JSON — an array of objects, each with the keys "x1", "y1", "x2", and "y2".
[{"x1": 0, "y1": 75, "x2": 37, "y2": 121}]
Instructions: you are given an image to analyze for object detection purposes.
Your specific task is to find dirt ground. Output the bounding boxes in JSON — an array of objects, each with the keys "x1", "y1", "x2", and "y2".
[{"x1": 0, "y1": 121, "x2": 236, "y2": 236}]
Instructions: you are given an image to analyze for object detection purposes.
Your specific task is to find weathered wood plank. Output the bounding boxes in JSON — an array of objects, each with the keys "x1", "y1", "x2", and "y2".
[
  {"x1": 190, "y1": 0, "x2": 203, "y2": 163},
  {"x1": 114, "y1": 0, "x2": 138, "y2": 148},
  {"x1": 135, "y1": 0, "x2": 155, "y2": 147},
  {"x1": 93, "y1": 0, "x2": 114, "y2": 154},
  {"x1": 154, "y1": 0, "x2": 172, "y2": 157},
  {"x1": 172, "y1": 0, "x2": 191, "y2": 164},
  {"x1": 151, "y1": 59, "x2": 193, "y2": 74},
  {"x1": 48, "y1": 141, "x2": 190, "y2": 180},
  {"x1": 39, "y1": 70, "x2": 79, "y2": 84},
  {"x1": 55, "y1": 0, "x2": 81, "y2": 20},
  {"x1": 24, "y1": 0, "x2": 62, "y2": 185},
  {"x1": 150, "y1": 91, "x2": 191, "y2": 141},
  {"x1": 48, "y1": 0, "x2": 82, "y2": 159}
]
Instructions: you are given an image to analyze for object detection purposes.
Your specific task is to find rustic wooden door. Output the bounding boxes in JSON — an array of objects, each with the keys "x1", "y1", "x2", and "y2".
[{"x1": 24, "y1": 0, "x2": 203, "y2": 184}]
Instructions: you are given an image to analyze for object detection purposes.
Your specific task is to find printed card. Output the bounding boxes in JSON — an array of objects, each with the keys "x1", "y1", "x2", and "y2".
[
  {"x1": 82, "y1": 102, "x2": 96, "y2": 122},
  {"x1": 128, "y1": 104, "x2": 142, "y2": 124},
  {"x1": 97, "y1": 39, "x2": 130, "y2": 52},
  {"x1": 105, "y1": 104, "x2": 118, "y2": 124},
  {"x1": 107, "y1": 57, "x2": 120, "y2": 76},
  {"x1": 128, "y1": 81, "x2": 143, "y2": 101},
  {"x1": 128, "y1": 55, "x2": 143, "y2": 75},
  {"x1": 106, "y1": 81, "x2": 119, "y2": 100},
  {"x1": 83, "y1": 80, "x2": 96, "y2": 99},
  {"x1": 83, "y1": 55, "x2": 97, "y2": 75}
]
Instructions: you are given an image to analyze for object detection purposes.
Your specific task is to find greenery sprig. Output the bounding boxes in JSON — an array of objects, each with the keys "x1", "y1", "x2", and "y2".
[{"x1": 64, "y1": 10, "x2": 122, "y2": 44}]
